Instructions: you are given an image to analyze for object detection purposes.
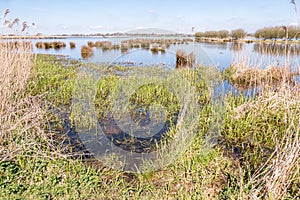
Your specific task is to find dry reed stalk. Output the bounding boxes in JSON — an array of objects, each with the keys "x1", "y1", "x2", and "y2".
[
  {"x1": 227, "y1": 65, "x2": 299, "y2": 90},
  {"x1": 81, "y1": 45, "x2": 94, "y2": 59},
  {"x1": 245, "y1": 123, "x2": 300, "y2": 199},
  {"x1": 234, "y1": 86, "x2": 300, "y2": 199},
  {"x1": 0, "y1": 39, "x2": 53, "y2": 161}
]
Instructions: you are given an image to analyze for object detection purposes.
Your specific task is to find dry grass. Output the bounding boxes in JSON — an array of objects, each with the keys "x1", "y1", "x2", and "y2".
[
  {"x1": 247, "y1": 128, "x2": 300, "y2": 199},
  {"x1": 81, "y1": 45, "x2": 94, "y2": 59},
  {"x1": 70, "y1": 42, "x2": 76, "y2": 49},
  {"x1": 35, "y1": 41, "x2": 66, "y2": 49},
  {"x1": 227, "y1": 40, "x2": 300, "y2": 197},
  {"x1": 176, "y1": 50, "x2": 195, "y2": 69},
  {"x1": 238, "y1": 87, "x2": 300, "y2": 199},
  {"x1": 225, "y1": 65, "x2": 299, "y2": 90},
  {"x1": 0, "y1": 39, "x2": 46, "y2": 161}
]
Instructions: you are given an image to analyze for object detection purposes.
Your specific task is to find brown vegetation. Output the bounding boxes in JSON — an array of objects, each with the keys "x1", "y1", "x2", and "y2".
[
  {"x1": 70, "y1": 42, "x2": 76, "y2": 49},
  {"x1": 0, "y1": 39, "x2": 48, "y2": 161},
  {"x1": 224, "y1": 65, "x2": 299, "y2": 90},
  {"x1": 81, "y1": 45, "x2": 94, "y2": 59},
  {"x1": 176, "y1": 50, "x2": 195, "y2": 68},
  {"x1": 35, "y1": 41, "x2": 66, "y2": 50}
]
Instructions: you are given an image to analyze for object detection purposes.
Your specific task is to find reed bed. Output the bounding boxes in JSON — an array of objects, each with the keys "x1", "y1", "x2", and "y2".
[
  {"x1": 220, "y1": 34, "x2": 300, "y2": 198},
  {"x1": 69, "y1": 42, "x2": 76, "y2": 49},
  {"x1": 35, "y1": 41, "x2": 66, "y2": 50},
  {"x1": 176, "y1": 50, "x2": 195, "y2": 68},
  {"x1": 224, "y1": 65, "x2": 299, "y2": 90},
  {"x1": 223, "y1": 86, "x2": 300, "y2": 199},
  {"x1": 0, "y1": 38, "x2": 47, "y2": 161},
  {"x1": 81, "y1": 45, "x2": 94, "y2": 59}
]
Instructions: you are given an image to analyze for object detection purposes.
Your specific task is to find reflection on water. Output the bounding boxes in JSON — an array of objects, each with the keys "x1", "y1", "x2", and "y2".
[
  {"x1": 253, "y1": 42, "x2": 300, "y2": 55},
  {"x1": 30, "y1": 37, "x2": 300, "y2": 71},
  {"x1": 230, "y1": 42, "x2": 244, "y2": 52},
  {"x1": 111, "y1": 49, "x2": 176, "y2": 68}
]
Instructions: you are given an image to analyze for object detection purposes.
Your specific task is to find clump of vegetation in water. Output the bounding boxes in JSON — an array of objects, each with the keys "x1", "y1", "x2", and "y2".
[
  {"x1": 69, "y1": 42, "x2": 76, "y2": 49},
  {"x1": 150, "y1": 44, "x2": 159, "y2": 54},
  {"x1": 223, "y1": 65, "x2": 299, "y2": 90},
  {"x1": 81, "y1": 45, "x2": 94, "y2": 59},
  {"x1": 35, "y1": 41, "x2": 66, "y2": 49},
  {"x1": 176, "y1": 50, "x2": 195, "y2": 68}
]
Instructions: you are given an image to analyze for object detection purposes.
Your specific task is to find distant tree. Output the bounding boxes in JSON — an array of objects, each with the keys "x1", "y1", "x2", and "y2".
[
  {"x1": 195, "y1": 32, "x2": 204, "y2": 37},
  {"x1": 254, "y1": 26, "x2": 300, "y2": 39},
  {"x1": 218, "y1": 30, "x2": 229, "y2": 39},
  {"x1": 231, "y1": 29, "x2": 247, "y2": 40}
]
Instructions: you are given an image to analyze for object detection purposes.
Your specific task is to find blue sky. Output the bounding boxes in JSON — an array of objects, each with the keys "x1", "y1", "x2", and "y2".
[{"x1": 0, "y1": 0, "x2": 298, "y2": 35}]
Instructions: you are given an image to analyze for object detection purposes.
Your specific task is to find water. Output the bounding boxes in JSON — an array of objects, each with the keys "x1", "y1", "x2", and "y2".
[
  {"x1": 31, "y1": 37, "x2": 300, "y2": 71},
  {"x1": 35, "y1": 37, "x2": 299, "y2": 159}
]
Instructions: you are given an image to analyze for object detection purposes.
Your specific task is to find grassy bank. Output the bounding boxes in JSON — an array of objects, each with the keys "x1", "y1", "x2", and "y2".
[{"x1": 0, "y1": 51, "x2": 299, "y2": 199}]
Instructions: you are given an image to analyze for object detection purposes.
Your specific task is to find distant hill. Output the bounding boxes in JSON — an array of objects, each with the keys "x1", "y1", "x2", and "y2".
[{"x1": 126, "y1": 28, "x2": 177, "y2": 35}]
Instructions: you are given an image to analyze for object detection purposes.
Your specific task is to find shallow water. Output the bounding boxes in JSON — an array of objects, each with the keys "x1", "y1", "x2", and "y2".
[
  {"x1": 39, "y1": 37, "x2": 299, "y2": 164},
  {"x1": 30, "y1": 37, "x2": 300, "y2": 71}
]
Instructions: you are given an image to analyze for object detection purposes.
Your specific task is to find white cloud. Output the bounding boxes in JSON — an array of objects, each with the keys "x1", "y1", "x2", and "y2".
[
  {"x1": 176, "y1": 15, "x2": 184, "y2": 19},
  {"x1": 135, "y1": 26, "x2": 156, "y2": 29},
  {"x1": 89, "y1": 25, "x2": 104, "y2": 29},
  {"x1": 56, "y1": 24, "x2": 69, "y2": 30},
  {"x1": 148, "y1": 9, "x2": 155, "y2": 14},
  {"x1": 289, "y1": 22, "x2": 298, "y2": 26}
]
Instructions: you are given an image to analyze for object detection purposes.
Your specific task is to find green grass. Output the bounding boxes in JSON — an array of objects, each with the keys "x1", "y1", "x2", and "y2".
[{"x1": 1, "y1": 54, "x2": 299, "y2": 199}]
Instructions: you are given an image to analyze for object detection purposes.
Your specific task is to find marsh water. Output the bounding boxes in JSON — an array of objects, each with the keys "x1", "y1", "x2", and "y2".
[
  {"x1": 36, "y1": 37, "x2": 300, "y2": 162},
  {"x1": 32, "y1": 36, "x2": 300, "y2": 71}
]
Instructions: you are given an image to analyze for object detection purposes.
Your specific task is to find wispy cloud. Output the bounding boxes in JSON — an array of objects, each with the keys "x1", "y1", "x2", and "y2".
[
  {"x1": 148, "y1": 9, "x2": 155, "y2": 14},
  {"x1": 289, "y1": 22, "x2": 298, "y2": 26},
  {"x1": 56, "y1": 24, "x2": 69, "y2": 30},
  {"x1": 135, "y1": 26, "x2": 156, "y2": 29},
  {"x1": 89, "y1": 25, "x2": 104, "y2": 29}
]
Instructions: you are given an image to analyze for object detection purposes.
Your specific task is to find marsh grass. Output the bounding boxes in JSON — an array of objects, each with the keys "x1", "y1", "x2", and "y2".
[
  {"x1": 220, "y1": 36, "x2": 300, "y2": 198},
  {"x1": 69, "y1": 42, "x2": 76, "y2": 49},
  {"x1": 12, "y1": 54, "x2": 236, "y2": 198},
  {"x1": 225, "y1": 40, "x2": 300, "y2": 91},
  {"x1": 1, "y1": 6, "x2": 300, "y2": 197},
  {"x1": 176, "y1": 50, "x2": 195, "y2": 69},
  {"x1": 224, "y1": 64, "x2": 299, "y2": 90},
  {"x1": 2, "y1": 45, "x2": 299, "y2": 199},
  {"x1": 81, "y1": 45, "x2": 94, "y2": 59},
  {"x1": 35, "y1": 41, "x2": 66, "y2": 50}
]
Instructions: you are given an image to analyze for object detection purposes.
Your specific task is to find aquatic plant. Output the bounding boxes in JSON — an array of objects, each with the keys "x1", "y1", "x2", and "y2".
[
  {"x1": 150, "y1": 44, "x2": 159, "y2": 53},
  {"x1": 35, "y1": 41, "x2": 66, "y2": 50},
  {"x1": 176, "y1": 50, "x2": 195, "y2": 68},
  {"x1": 224, "y1": 65, "x2": 299, "y2": 90},
  {"x1": 81, "y1": 45, "x2": 94, "y2": 59},
  {"x1": 70, "y1": 42, "x2": 76, "y2": 49}
]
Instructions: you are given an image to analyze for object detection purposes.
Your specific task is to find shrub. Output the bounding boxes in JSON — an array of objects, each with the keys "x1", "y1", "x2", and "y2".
[
  {"x1": 231, "y1": 29, "x2": 247, "y2": 40},
  {"x1": 81, "y1": 45, "x2": 93, "y2": 59},
  {"x1": 70, "y1": 42, "x2": 76, "y2": 49}
]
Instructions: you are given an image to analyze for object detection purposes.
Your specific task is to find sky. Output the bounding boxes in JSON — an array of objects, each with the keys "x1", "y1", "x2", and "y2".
[{"x1": 0, "y1": 0, "x2": 299, "y2": 35}]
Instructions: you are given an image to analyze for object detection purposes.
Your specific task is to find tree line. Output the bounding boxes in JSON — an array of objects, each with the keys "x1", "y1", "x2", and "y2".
[
  {"x1": 254, "y1": 26, "x2": 300, "y2": 39},
  {"x1": 195, "y1": 26, "x2": 300, "y2": 40},
  {"x1": 195, "y1": 29, "x2": 247, "y2": 40}
]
